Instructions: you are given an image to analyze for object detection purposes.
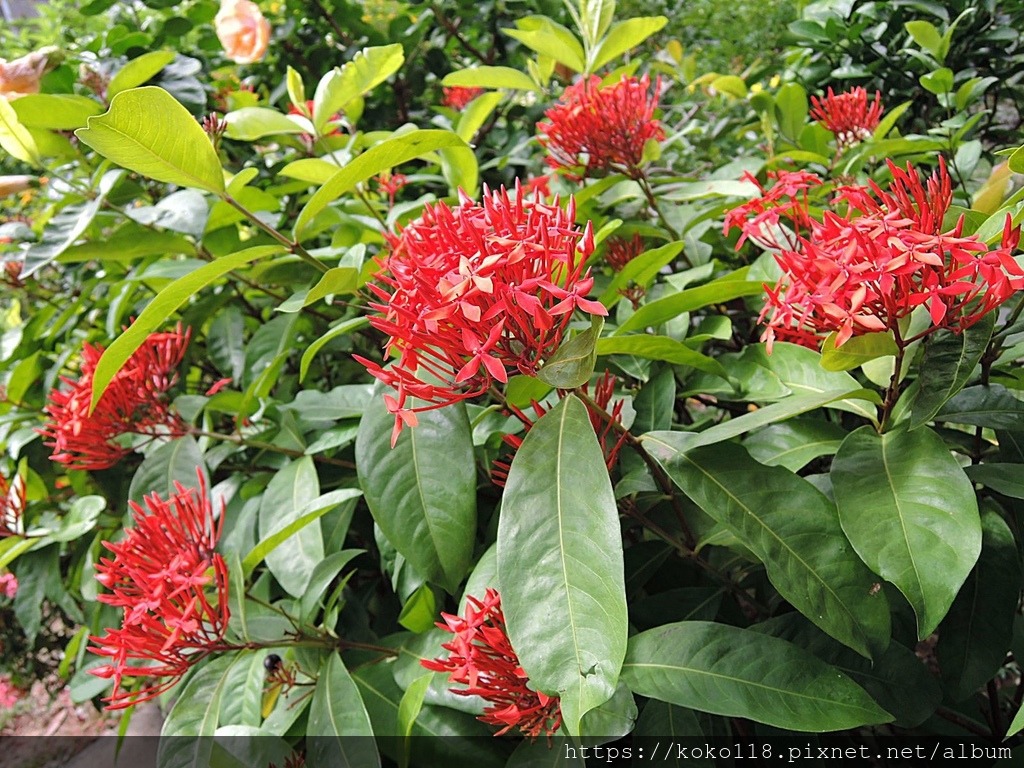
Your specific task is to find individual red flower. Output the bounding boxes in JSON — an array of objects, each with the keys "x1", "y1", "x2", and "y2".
[
  {"x1": 88, "y1": 470, "x2": 229, "y2": 710},
  {"x1": 493, "y1": 371, "x2": 628, "y2": 487},
  {"x1": 355, "y1": 183, "x2": 606, "y2": 446},
  {"x1": 0, "y1": 472, "x2": 25, "y2": 538},
  {"x1": 0, "y1": 572, "x2": 17, "y2": 599},
  {"x1": 537, "y1": 74, "x2": 664, "y2": 180},
  {"x1": 810, "y1": 86, "x2": 884, "y2": 151},
  {"x1": 442, "y1": 86, "x2": 484, "y2": 110},
  {"x1": 39, "y1": 326, "x2": 191, "y2": 470},
  {"x1": 726, "y1": 160, "x2": 1024, "y2": 351},
  {"x1": 374, "y1": 172, "x2": 407, "y2": 207},
  {"x1": 422, "y1": 588, "x2": 562, "y2": 739}
]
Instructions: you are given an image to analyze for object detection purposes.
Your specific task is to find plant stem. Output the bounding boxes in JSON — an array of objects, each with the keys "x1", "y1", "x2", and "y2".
[
  {"x1": 637, "y1": 172, "x2": 685, "y2": 248},
  {"x1": 190, "y1": 428, "x2": 356, "y2": 468},
  {"x1": 222, "y1": 194, "x2": 330, "y2": 274},
  {"x1": 878, "y1": 329, "x2": 907, "y2": 433}
]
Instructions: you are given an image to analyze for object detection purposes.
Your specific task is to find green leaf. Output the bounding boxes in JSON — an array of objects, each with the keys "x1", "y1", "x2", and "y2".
[
  {"x1": 356, "y1": 384, "x2": 476, "y2": 594},
  {"x1": 223, "y1": 107, "x2": 307, "y2": 140},
  {"x1": 774, "y1": 82, "x2": 809, "y2": 141},
  {"x1": 762, "y1": 342, "x2": 880, "y2": 422},
  {"x1": 89, "y1": 245, "x2": 282, "y2": 411},
  {"x1": 455, "y1": 91, "x2": 503, "y2": 143},
  {"x1": 711, "y1": 75, "x2": 748, "y2": 98},
  {"x1": 299, "y1": 549, "x2": 364, "y2": 623},
  {"x1": 397, "y1": 674, "x2": 431, "y2": 746},
  {"x1": 937, "y1": 508, "x2": 1019, "y2": 701},
  {"x1": 23, "y1": 170, "x2": 122, "y2": 277},
  {"x1": 1007, "y1": 704, "x2": 1024, "y2": 741},
  {"x1": 108, "y1": 51, "x2": 176, "y2": 97},
  {"x1": 659, "y1": 443, "x2": 890, "y2": 659},
  {"x1": 504, "y1": 17, "x2": 586, "y2": 73},
  {"x1": 538, "y1": 316, "x2": 604, "y2": 388},
  {"x1": 60, "y1": 225, "x2": 194, "y2": 264},
  {"x1": 219, "y1": 653, "x2": 265, "y2": 728},
  {"x1": 312, "y1": 44, "x2": 404, "y2": 133},
  {"x1": 295, "y1": 130, "x2": 468, "y2": 239},
  {"x1": 905, "y1": 20, "x2": 945, "y2": 61},
  {"x1": 0, "y1": 96, "x2": 39, "y2": 164},
  {"x1": 621, "y1": 622, "x2": 892, "y2": 731},
  {"x1": 498, "y1": 395, "x2": 627, "y2": 734},
  {"x1": 300, "y1": 317, "x2": 369, "y2": 382},
  {"x1": 643, "y1": 387, "x2": 875, "y2": 456},
  {"x1": 935, "y1": 384, "x2": 1024, "y2": 430},
  {"x1": 631, "y1": 366, "x2": 675, "y2": 434},
  {"x1": 11, "y1": 94, "x2": 103, "y2": 130},
  {"x1": 820, "y1": 331, "x2": 898, "y2": 372},
  {"x1": 306, "y1": 653, "x2": 379, "y2": 768},
  {"x1": 278, "y1": 267, "x2": 359, "y2": 312},
  {"x1": 76, "y1": 87, "x2": 224, "y2": 193},
  {"x1": 615, "y1": 277, "x2": 764, "y2": 334},
  {"x1": 158, "y1": 655, "x2": 235, "y2": 767},
  {"x1": 286, "y1": 66, "x2": 306, "y2": 114},
  {"x1": 598, "y1": 241, "x2": 683, "y2": 308},
  {"x1": 437, "y1": 144, "x2": 479, "y2": 196},
  {"x1": 128, "y1": 436, "x2": 207, "y2": 505},
  {"x1": 920, "y1": 67, "x2": 954, "y2": 95},
  {"x1": 965, "y1": 463, "x2": 1024, "y2": 498},
  {"x1": 1009, "y1": 145, "x2": 1024, "y2": 175},
  {"x1": 441, "y1": 67, "x2": 540, "y2": 92},
  {"x1": 591, "y1": 17, "x2": 668, "y2": 71},
  {"x1": 596, "y1": 335, "x2": 729, "y2": 381},
  {"x1": 743, "y1": 418, "x2": 847, "y2": 472},
  {"x1": 246, "y1": 489, "x2": 362, "y2": 578},
  {"x1": 831, "y1": 426, "x2": 981, "y2": 638},
  {"x1": 911, "y1": 314, "x2": 994, "y2": 428},
  {"x1": 257, "y1": 457, "x2": 323, "y2": 596},
  {"x1": 398, "y1": 583, "x2": 438, "y2": 633}
]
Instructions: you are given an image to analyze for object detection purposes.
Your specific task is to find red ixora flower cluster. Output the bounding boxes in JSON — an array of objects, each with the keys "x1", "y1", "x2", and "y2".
[
  {"x1": 0, "y1": 471, "x2": 25, "y2": 538},
  {"x1": 39, "y1": 326, "x2": 191, "y2": 470},
  {"x1": 89, "y1": 470, "x2": 229, "y2": 710},
  {"x1": 442, "y1": 86, "x2": 484, "y2": 110},
  {"x1": 493, "y1": 371, "x2": 628, "y2": 487},
  {"x1": 725, "y1": 160, "x2": 1024, "y2": 351},
  {"x1": 355, "y1": 184, "x2": 606, "y2": 446},
  {"x1": 537, "y1": 74, "x2": 664, "y2": 180},
  {"x1": 810, "y1": 86, "x2": 883, "y2": 151},
  {"x1": 422, "y1": 588, "x2": 562, "y2": 739}
]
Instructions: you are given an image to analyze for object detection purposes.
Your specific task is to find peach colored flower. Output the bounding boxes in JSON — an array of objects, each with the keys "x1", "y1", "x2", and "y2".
[
  {"x1": 215, "y1": 0, "x2": 271, "y2": 64},
  {"x1": 0, "y1": 176, "x2": 35, "y2": 198},
  {"x1": 0, "y1": 49, "x2": 56, "y2": 100}
]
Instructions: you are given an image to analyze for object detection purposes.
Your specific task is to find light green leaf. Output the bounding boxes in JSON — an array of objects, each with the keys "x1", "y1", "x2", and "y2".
[
  {"x1": 591, "y1": 17, "x2": 668, "y2": 71},
  {"x1": 11, "y1": 94, "x2": 103, "y2": 130},
  {"x1": 538, "y1": 316, "x2": 604, "y2": 388},
  {"x1": 295, "y1": 130, "x2": 468, "y2": 239},
  {"x1": 499, "y1": 395, "x2": 627, "y2": 734},
  {"x1": 306, "y1": 653, "x2": 379, "y2": 768},
  {"x1": 596, "y1": 335, "x2": 729, "y2": 381},
  {"x1": 598, "y1": 241, "x2": 683, "y2": 308},
  {"x1": 280, "y1": 157, "x2": 339, "y2": 185},
  {"x1": 621, "y1": 622, "x2": 892, "y2": 731},
  {"x1": 89, "y1": 245, "x2": 282, "y2": 411},
  {"x1": 313, "y1": 44, "x2": 404, "y2": 133},
  {"x1": 774, "y1": 82, "x2": 808, "y2": 141},
  {"x1": 658, "y1": 443, "x2": 890, "y2": 659},
  {"x1": 286, "y1": 66, "x2": 306, "y2": 114},
  {"x1": 911, "y1": 314, "x2": 993, "y2": 428},
  {"x1": 356, "y1": 384, "x2": 476, "y2": 594},
  {"x1": 278, "y1": 267, "x2": 359, "y2": 312},
  {"x1": 905, "y1": 20, "x2": 944, "y2": 61},
  {"x1": 819, "y1": 331, "x2": 898, "y2": 372},
  {"x1": 442, "y1": 67, "x2": 539, "y2": 92},
  {"x1": 397, "y1": 674, "x2": 431, "y2": 768},
  {"x1": 257, "y1": 457, "x2": 323, "y2": 596},
  {"x1": 831, "y1": 426, "x2": 981, "y2": 638},
  {"x1": 300, "y1": 317, "x2": 369, "y2": 382},
  {"x1": 504, "y1": 17, "x2": 586, "y2": 73},
  {"x1": 108, "y1": 51, "x2": 176, "y2": 97},
  {"x1": 456, "y1": 91, "x2": 504, "y2": 143},
  {"x1": 158, "y1": 655, "x2": 235, "y2": 767},
  {"x1": 224, "y1": 107, "x2": 308, "y2": 140},
  {"x1": 615, "y1": 277, "x2": 764, "y2": 334},
  {"x1": 76, "y1": 87, "x2": 224, "y2": 193},
  {"x1": 0, "y1": 97, "x2": 39, "y2": 164}
]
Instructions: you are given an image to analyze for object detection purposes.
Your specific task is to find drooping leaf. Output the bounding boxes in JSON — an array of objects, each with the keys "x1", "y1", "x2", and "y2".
[
  {"x1": 89, "y1": 246, "x2": 282, "y2": 411},
  {"x1": 76, "y1": 87, "x2": 224, "y2": 193},
  {"x1": 831, "y1": 425, "x2": 981, "y2": 638},
  {"x1": 356, "y1": 384, "x2": 476, "y2": 594},
  {"x1": 498, "y1": 395, "x2": 628, "y2": 734},
  {"x1": 656, "y1": 443, "x2": 890, "y2": 659},
  {"x1": 621, "y1": 622, "x2": 892, "y2": 731},
  {"x1": 936, "y1": 508, "x2": 1020, "y2": 701},
  {"x1": 306, "y1": 653, "x2": 379, "y2": 768},
  {"x1": 911, "y1": 314, "x2": 994, "y2": 428},
  {"x1": 819, "y1": 331, "x2": 898, "y2": 372}
]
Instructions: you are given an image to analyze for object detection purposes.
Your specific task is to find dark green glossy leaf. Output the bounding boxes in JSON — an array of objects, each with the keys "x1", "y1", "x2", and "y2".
[
  {"x1": 631, "y1": 366, "x2": 676, "y2": 434},
  {"x1": 128, "y1": 436, "x2": 207, "y2": 506},
  {"x1": 621, "y1": 622, "x2": 892, "y2": 731},
  {"x1": 499, "y1": 395, "x2": 627, "y2": 734},
  {"x1": 158, "y1": 655, "x2": 235, "y2": 767},
  {"x1": 832, "y1": 426, "x2": 981, "y2": 638},
  {"x1": 657, "y1": 443, "x2": 889, "y2": 659},
  {"x1": 936, "y1": 384, "x2": 1024, "y2": 430},
  {"x1": 743, "y1": 418, "x2": 847, "y2": 471},
  {"x1": 912, "y1": 314, "x2": 994, "y2": 428},
  {"x1": 307, "y1": 653, "x2": 379, "y2": 768},
  {"x1": 937, "y1": 508, "x2": 1020, "y2": 701},
  {"x1": 633, "y1": 701, "x2": 710, "y2": 767},
  {"x1": 356, "y1": 384, "x2": 476, "y2": 594},
  {"x1": 966, "y1": 463, "x2": 1024, "y2": 498}
]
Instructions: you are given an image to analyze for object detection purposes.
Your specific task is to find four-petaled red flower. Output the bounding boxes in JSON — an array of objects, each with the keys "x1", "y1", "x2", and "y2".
[
  {"x1": 726, "y1": 159, "x2": 1024, "y2": 351},
  {"x1": 493, "y1": 371, "x2": 628, "y2": 487},
  {"x1": 375, "y1": 172, "x2": 407, "y2": 207},
  {"x1": 810, "y1": 86, "x2": 884, "y2": 151},
  {"x1": 537, "y1": 74, "x2": 664, "y2": 180},
  {"x1": 442, "y1": 86, "x2": 484, "y2": 110},
  {"x1": 421, "y1": 588, "x2": 562, "y2": 740},
  {"x1": 354, "y1": 183, "x2": 606, "y2": 446},
  {"x1": 0, "y1": 471, "x2": 25, "y2": 538},
  {"x1": 39, "y1": 325, "x2": 191, "y2": 470},
  {"x1": 88, "y1": 469, "x2": 229, "y2": 710}
]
